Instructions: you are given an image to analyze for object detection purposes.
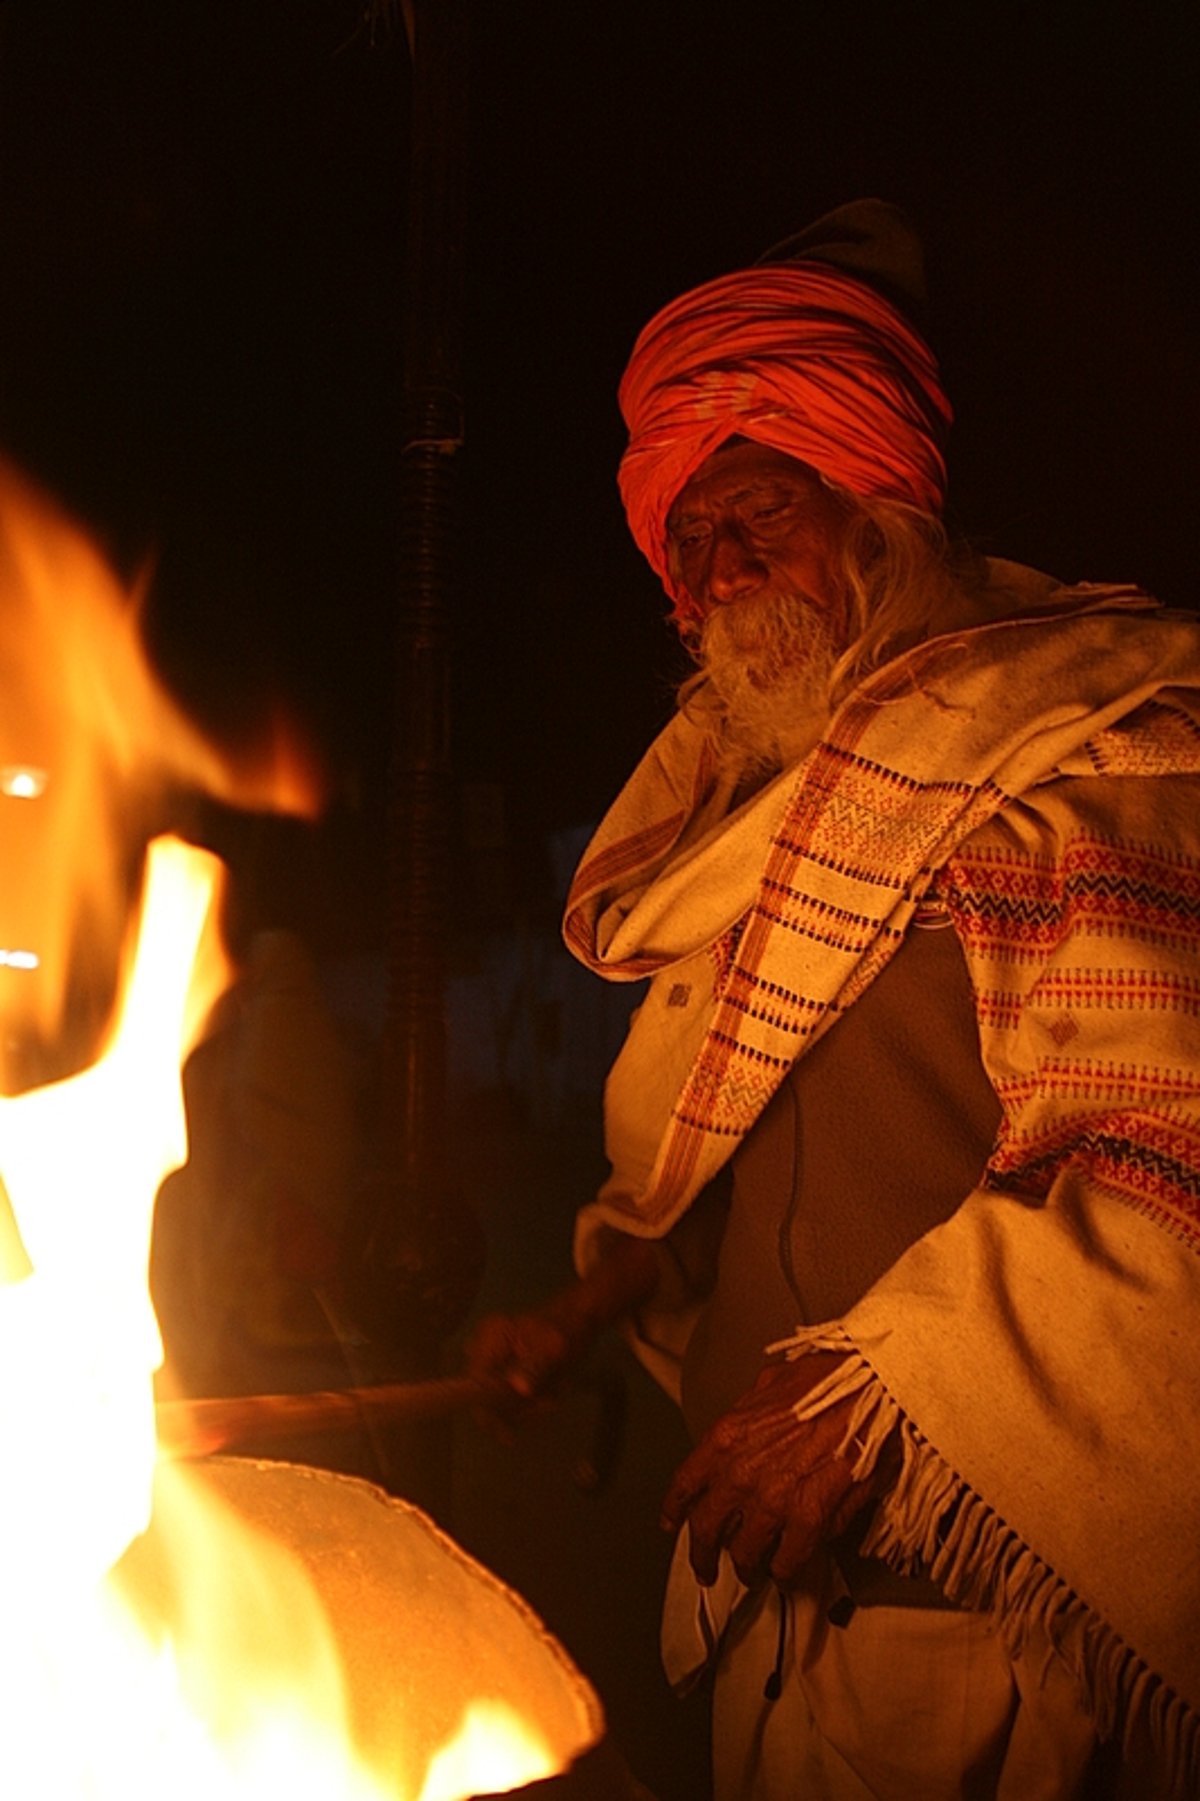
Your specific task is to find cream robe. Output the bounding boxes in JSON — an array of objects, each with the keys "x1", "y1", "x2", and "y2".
[{"x1": 565, "y1": 570, "x2": 1200, "y2": 1786}]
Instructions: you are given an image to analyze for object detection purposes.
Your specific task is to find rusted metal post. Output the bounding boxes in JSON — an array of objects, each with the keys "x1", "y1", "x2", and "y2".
[
  {"x1": 349, "y1": 0, "x2": 482, "y2": 1406},
  {"x1": 390, "y1": 0, "x2": 464, "y2": 1201}
]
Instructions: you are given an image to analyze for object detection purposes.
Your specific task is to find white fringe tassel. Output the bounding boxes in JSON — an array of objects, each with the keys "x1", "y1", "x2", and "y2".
[{"x1": 769, "y1": 1324, "x2": 1200, "y2": 1798}]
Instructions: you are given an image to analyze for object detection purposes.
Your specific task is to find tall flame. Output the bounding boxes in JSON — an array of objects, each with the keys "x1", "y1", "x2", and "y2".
[
  {"x1": 0, "y1": 464, "x2": 593, "y2": 1797},
  {"x1": 0, "y1": 836, "x2": 229, "y2": 1591},
  {"x1": 0, "y1": 457, "x2": 317, "y2": 1086}
]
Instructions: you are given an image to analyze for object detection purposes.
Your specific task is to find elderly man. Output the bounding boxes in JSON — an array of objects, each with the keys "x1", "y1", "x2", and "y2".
[{"x1": 469, "y1": 201, "x2": 1200, "y2": 1798}]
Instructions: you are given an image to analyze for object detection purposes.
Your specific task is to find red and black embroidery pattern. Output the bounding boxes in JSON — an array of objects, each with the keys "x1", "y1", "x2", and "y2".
[{"x1": 950, "y1": 834, "x2": 1200, "y2": 1243}]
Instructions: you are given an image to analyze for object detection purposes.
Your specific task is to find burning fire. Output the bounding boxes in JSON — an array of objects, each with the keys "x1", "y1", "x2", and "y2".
[{"x1": 0, "y1": 465, "x2": 595, "y2": 1797}]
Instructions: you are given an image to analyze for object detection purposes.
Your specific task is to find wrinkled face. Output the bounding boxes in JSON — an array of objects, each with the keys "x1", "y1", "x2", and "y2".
[{"x1": 665, "y1": 440, "x2": 851, "y2": 633}]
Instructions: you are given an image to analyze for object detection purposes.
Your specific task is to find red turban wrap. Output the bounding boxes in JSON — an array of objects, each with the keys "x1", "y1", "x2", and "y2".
[{"x1": 617, "y1": 261, "x2": 953, "y2": 625}]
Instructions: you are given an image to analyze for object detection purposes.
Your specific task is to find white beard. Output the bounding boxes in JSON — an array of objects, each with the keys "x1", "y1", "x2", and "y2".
[{"x1": 689, "y1": 588, "x2": 840, "y2": 776}]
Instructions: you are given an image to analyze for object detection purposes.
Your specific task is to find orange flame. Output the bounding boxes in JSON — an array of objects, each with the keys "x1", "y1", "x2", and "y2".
[
  {"x1": 0, "y1": 465, "x2": 593, "y2": 1796},
  {"x1": 0, "y1": 458, "x2": 320, "y2": 1087}
]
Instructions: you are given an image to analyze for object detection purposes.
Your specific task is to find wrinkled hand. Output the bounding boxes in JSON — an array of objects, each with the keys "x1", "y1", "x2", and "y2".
[{"x1": 661, "y1": 1352, "x2": 889, "y2": 1588}]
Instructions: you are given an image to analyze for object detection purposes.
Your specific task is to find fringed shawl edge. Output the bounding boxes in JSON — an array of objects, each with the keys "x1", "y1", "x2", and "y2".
[{"x1": 772, "y1": 1325, "x2": 1200, "y2": 1797}]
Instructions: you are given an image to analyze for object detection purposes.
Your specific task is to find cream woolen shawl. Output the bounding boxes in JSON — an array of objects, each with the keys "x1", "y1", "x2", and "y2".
[{"x1": 565, "y1": 573, "x2": 1200, "y2": 1783}]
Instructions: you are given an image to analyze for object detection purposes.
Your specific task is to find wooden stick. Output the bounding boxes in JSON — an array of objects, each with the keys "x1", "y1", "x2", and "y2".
[{"x1": 156, "y1": 1375, "x2": 501, "y2": 1460}]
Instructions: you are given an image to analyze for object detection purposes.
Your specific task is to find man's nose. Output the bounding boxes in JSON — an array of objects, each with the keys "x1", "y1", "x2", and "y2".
[{"x1": 705, "y1": 525, "x2": 767, "y2": 605}]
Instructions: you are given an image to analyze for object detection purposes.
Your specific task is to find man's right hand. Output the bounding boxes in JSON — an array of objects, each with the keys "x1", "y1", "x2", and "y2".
[
  {"x1": 463, "y1": 1235, "x2": 660, "y2": 1427},
  {"x1": 465, "y1": 1307, "x2": 578, "y2": 1408}
]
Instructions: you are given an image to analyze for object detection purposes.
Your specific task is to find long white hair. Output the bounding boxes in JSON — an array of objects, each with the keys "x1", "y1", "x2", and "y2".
[{"x1": 676, "y1": 492, "x2": 987, "y2": 776}]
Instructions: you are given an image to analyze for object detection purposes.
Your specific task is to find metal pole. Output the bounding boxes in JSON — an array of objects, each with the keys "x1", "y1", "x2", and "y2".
[{"x1": 348, "y1": 0, "x2": 482, "y2": 1393}]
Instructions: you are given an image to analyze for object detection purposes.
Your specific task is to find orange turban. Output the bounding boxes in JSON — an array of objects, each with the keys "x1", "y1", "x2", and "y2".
[{"x1": 617, "y1": 261, "x2": 953, "y2": 623}]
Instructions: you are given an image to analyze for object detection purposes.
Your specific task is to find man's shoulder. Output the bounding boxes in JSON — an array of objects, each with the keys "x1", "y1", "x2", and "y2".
[{"x1": 978, "y1": 557, "x2": 1176, "y2": 627}]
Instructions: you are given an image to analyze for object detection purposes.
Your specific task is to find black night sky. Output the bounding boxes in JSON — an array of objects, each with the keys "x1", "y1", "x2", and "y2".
[{"x1": 0, "y1": 0, "x2": 1196, "y2": 955}]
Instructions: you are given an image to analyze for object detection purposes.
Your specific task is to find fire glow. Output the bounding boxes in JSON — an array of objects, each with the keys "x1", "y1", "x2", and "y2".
[{"x1": 0, "y1": 464, "x2": 597, "y2": 1797}]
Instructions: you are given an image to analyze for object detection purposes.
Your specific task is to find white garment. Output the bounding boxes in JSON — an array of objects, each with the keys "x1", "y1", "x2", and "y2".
[
  {"x1": 704, "y1": 1563, "x2": 1100, "y2": 1801},
  {"x1": 568, "y1": 588, "x2": 1200, "y2": 1781}
]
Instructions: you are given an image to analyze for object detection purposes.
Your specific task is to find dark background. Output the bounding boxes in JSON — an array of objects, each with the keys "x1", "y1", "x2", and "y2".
[{"x1": 0, "y1": 0, "x2": 1195, "y2": 957}]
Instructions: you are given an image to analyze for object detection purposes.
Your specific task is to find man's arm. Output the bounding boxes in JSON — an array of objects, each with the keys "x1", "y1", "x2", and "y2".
[
  {"x1": 467, "y1": 1228, "x2": 891, "y2": 1579},
  {"x1": 465, "y1": 1234, "x2": 660, "y2": 1402}
]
